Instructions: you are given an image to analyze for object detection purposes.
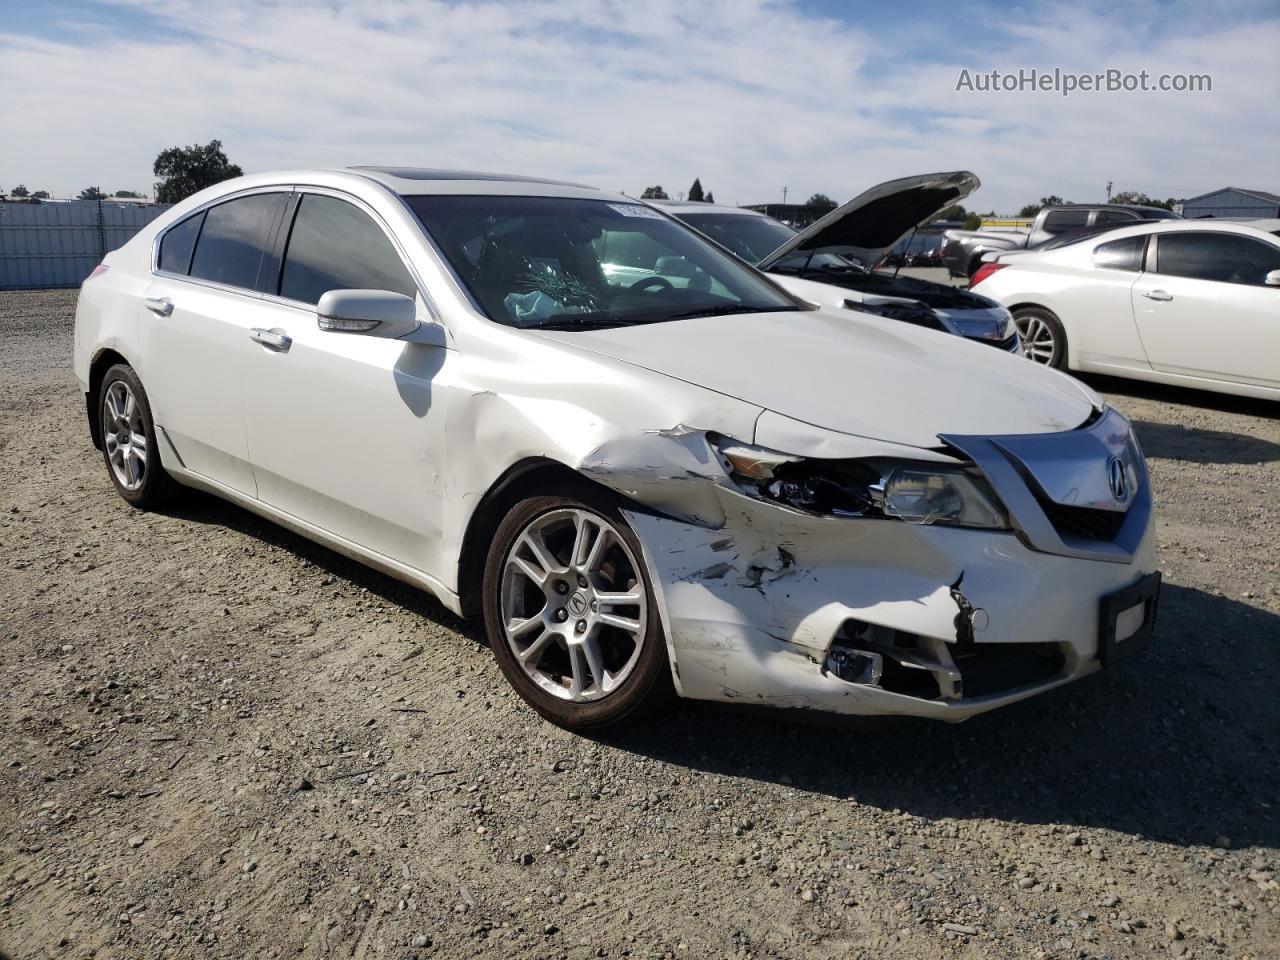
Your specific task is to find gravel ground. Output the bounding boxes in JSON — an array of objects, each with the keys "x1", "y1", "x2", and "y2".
[{"x1": 2, "y1": 288, "x2": 1277, "y2": 960}]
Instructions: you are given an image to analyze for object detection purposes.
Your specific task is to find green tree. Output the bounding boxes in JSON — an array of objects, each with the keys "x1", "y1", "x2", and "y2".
[
  {"x1": 1017, "y1": 195, "x2": 1065, "y2": 217},
  {"x1": 153, "y1": 139, "x2": 243, "y2": 204},
  {"x1": 805, "y1": 193, "x2": 837, "y2": 213},
  {"x1": 1110, "y1": 190, "x2": 1176, "y2": 211},
  {"x1": 31, "y1": 190, "x2": 49, "y2": 200},
  {"x1": 704, "y1": 191, "x2": 714, "y2": 204},
  {"x1": 11, "y1": 184, "x2": 30, "y2": 197},
  {"x1": 687, "y1": 178, "x2": 705, "y2": 202},
  {"x1": 114, "y1": 189, "x2": 144, "y2": 199},
  {"x1": 936, "y1": 204, "x2": 967, "y2": 222},
  {"x1": 640, "y1": 185, "x2": 668, "y2": 199},
  {"x1": 963, "y1": 213, "x2": 982, "y2": 230},
  {"x1": 78, "y1": 186, "x2": 105, "y2": 200}
]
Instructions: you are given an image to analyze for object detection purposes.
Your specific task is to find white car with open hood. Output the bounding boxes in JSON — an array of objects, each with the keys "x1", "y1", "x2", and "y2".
[
  {"x1": 74, "y1": 167, "x2": 1160, "y2": 730},
  {"x1": 660, "y1": 172, "x2": 1021, "y2": 353}
]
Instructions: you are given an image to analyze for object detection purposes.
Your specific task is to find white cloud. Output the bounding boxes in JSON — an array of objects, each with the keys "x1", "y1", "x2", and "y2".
[{"x1": 1, "y1": 0, "x2": 1276, "y2": 210}]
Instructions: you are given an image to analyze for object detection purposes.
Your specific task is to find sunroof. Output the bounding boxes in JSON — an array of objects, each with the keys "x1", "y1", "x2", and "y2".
[{"x1": 349, "y1": 166, "x2": 587, "y2": 187}]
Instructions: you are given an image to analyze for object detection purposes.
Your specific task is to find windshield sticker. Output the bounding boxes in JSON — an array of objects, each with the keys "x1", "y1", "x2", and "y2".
[{"x1": 608, "y1": 203, "x2": 665, "y2": 219}]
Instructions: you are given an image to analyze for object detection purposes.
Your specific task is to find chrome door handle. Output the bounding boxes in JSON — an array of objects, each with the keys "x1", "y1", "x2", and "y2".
[
  {"x1": 1142, "y1": 289, "x2": 1173, "y2": 301},
  {"x1": 144, "y1": 296, "x2": 173, "y2": 317},
  {"x1": 250, "y1": 328, "x2": 292, "y2": 351}
]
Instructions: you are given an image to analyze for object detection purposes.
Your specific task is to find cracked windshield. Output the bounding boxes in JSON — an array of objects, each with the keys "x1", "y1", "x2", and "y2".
[{"x1": 407, "y1": 195, "x2": 802, "y2": 329}]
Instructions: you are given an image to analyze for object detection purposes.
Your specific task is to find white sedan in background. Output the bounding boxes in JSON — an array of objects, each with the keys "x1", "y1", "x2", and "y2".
[{"x1": 972, "y1": 220, "x2": 1280, "y2": 400}]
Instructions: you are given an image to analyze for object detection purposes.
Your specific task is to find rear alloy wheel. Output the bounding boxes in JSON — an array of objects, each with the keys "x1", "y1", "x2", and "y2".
[
  {"x1": 98, "y1": 364, "x2": 177, "y2": 508},
  {"x1": 483, "y1": 491, "x2": 669, "y2": 729},
  {"x1": 1013, "y1": 307, "x2": 1068, "y2": 369}
]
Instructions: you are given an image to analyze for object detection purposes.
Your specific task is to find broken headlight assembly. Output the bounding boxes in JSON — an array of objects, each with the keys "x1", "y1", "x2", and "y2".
[{"x1": 712, "y1": 438, "x2": 1010, "y2": 530}]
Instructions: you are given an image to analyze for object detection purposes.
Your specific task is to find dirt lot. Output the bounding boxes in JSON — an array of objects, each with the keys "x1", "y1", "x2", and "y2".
[{"x1": 2, "y1": 288, "x2": 1278, "y2": 960}]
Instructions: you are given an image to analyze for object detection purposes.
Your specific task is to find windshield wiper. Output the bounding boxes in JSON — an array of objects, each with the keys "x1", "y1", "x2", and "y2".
[
  {"x1": 659, "y1": 304, "x2": 798, "y2": 322},
  {"x1": 533, "y1": 316, "x2": 639, "y2": 331}
]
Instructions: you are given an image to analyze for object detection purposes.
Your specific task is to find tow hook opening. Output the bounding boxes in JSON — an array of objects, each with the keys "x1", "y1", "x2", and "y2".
[{"x1": 824, "y1": 621, "x2": 954, "y2": 701}]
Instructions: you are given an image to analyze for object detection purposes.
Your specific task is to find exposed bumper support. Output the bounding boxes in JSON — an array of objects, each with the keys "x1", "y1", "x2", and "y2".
[{"x1": 624, "y1": 480, "x2": 1157, "y2": 721}]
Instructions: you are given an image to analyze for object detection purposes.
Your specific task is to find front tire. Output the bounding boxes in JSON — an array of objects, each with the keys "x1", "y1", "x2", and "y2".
[
  {"x1": 98, "y1": 364, "x2": 177, "y2": 509},
  {"x1": 1013, "y1": 306, "x2": 1068, "y2": 369},
  {"x1": 482, "y1": 487, "x2": 670, "y2": 729}
]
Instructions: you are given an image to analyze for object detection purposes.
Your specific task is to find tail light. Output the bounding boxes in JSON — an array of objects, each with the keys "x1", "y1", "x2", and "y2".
[
  {"x1": 969, "y1": 262, "x2": 1007, "y2": 288},
  {"x1": 86, "y1": 263, "x2": 110, "y2": 281}
]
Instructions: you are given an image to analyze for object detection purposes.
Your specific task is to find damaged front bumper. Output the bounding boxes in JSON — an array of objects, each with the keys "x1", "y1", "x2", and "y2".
[{"x1": 623, "y1": 468, "x2": 1158, "y2": 722}]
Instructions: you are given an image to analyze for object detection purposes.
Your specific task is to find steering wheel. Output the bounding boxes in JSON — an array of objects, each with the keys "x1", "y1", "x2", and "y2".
[{"x1": 629, "y1": 275, "x2": 674, "y2": 294}]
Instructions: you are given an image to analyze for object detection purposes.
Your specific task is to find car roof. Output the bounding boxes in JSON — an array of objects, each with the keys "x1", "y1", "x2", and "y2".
[
  {"x1": 1042, "y1": 202, "x2": 1179, "y2": 216},
  {"x1": 653, "y1": 200, "x2": 773, "y2": 217},
  {"x1": 1107, "y1": 219, "x2": 1280, "y2": 239},
  {"x1": 339, "y1": 166, "x2": 627, "y2": 202},
  {"x1": 997, "y1": 217, "x2": 1280, "y2": 265}
]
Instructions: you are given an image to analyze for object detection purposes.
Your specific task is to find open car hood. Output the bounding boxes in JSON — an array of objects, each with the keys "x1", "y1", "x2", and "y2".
[
  {"x1": 535, "y1": 308, "x2": 1095, "y2": 450},
  {"x1": 758, "y1": 171, "x2": 980, "y2": 269}
]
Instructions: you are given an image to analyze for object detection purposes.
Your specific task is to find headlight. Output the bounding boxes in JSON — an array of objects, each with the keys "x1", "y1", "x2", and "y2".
[{"x1": 712, "y1": 437, "x2": 1010, "y2": 530}]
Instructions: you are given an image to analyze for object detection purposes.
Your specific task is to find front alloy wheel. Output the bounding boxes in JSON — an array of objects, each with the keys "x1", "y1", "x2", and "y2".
[{"x1": 483, "y1": 491, "x2": 669, "y2": 728}]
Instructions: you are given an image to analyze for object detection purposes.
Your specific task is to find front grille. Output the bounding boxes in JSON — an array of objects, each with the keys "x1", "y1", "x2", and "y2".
[{"x1": 1040, "y1": 500, "x2": 1128, "y2": 542}]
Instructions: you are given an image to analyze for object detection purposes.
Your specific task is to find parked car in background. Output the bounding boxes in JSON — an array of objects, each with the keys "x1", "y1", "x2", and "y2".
[
  {"x1": 972, "y1": 219, "x2": 1280, "y2": 399},
  {"x1": 75, "y1": 166, "x2": 1159, "y2": 730},
  {"x1": 661, "y1": 172, "x2": 1019, "y2": 352},
  {"x1": 942, "y1": 204, "x2": 1183, "y2": 281}
]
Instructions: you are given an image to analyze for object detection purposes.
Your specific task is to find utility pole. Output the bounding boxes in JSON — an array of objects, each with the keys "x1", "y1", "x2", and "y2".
[
  {"x1": 1106, "y1": 180, "x2": 1113, "y2": 202},
  {"x1": 781, "y1": 186, "x2": 788, "y2": 207}
]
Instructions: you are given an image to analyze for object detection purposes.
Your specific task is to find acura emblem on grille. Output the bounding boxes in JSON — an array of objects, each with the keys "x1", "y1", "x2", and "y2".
[{"x1": 1107, "y1": 457, "x2": 1128, "y2": 500}]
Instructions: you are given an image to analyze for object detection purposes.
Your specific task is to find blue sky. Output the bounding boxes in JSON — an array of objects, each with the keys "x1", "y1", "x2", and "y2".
[{"x1": 1, "y1": 0, "x2": 1277, "y2": 211}]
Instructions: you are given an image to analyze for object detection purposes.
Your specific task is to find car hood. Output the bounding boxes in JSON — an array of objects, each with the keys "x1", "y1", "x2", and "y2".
[
  {"x1": 534, "y1": 309, "x2": 1096, "y2": 449},
  {"x1": 758, "y1": 171, "x2": 980, "y2": 270}
]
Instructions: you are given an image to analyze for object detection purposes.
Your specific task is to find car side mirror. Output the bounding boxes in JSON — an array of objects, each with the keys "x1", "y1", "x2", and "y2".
[
  {"x1": 1265, "y1": 270, "x2": 1280, "y2": 287},
  {"x1": 316, "y1": 289, "x2": 419, "y2": 339}
]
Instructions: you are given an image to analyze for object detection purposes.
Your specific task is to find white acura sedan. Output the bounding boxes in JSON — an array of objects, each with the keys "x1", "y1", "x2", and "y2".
[
  {"x1": 972, "y1": 219, "x2": 1280, "y2": 400},
  {"x1": 75, "y1": 167, "x2": 1160, "y2": 730}
]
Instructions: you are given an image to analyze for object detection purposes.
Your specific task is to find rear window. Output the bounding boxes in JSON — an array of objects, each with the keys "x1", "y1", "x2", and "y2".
[
  {"x1": 189, "y1": 193, "x2": 289, "y2": 291},
  {"x1": 1092, "y1": 235, "x2": 1146, "y2": 271},
  {"x1": 158, "y1": 212, "x2": 204, "y2": 275}
]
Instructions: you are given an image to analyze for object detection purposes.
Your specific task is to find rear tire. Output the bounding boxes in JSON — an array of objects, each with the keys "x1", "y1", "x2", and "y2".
[
  {"x1": 1012, "y1": 306, "x2": 1068, "y2": 369},
  {"x1": 482, "y1": 485, "x2": 670, "y2": 730},
  {"x1": 98, "y1": 364, "x2": 178, "y2": 509}
]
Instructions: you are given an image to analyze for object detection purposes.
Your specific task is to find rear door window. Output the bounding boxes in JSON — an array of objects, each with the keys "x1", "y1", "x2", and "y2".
[
  {"x1": 158, "y1": 212, "x2": 204, "y2": 275},
  {"x1": 1092, "y1": 235, "x2": 1147, "y2": 271},
  {"x1": 279, "y1": 194, "x2": 417, "y2": 304},
  {"x1": 189, "y1": 193, "x2": 289, "y2": 291},
  {"x1": 1154, "y1": 232, "x2": 1280, "y2": 285},
  {"x1": 1042, "y1": 209, "x2": 1090, "y2": 235},
  {"x1": 1094, "y1": 210, "x2": 1138, "y2": 225}
]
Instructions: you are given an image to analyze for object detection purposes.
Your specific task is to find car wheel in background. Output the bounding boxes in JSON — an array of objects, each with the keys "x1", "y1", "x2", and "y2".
[
  {"x1": 1013, "y1": 307, "x2": 1068, "y2": 369},
  {"x1": 482, "y1": 488, "x2": 670, "y2": 729},
  {"x1": 98, "y1": 364, "x2": 178, "y2": 508}
]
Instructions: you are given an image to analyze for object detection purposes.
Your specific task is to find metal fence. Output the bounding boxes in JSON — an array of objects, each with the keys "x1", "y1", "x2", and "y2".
[{"x1": 0, "y1": 200, "x2": 172, "y2": 290}]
